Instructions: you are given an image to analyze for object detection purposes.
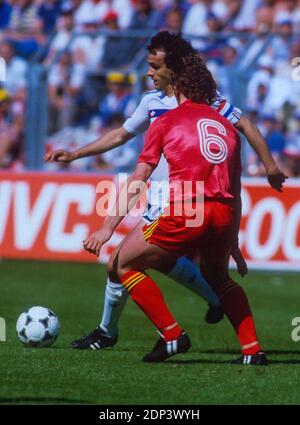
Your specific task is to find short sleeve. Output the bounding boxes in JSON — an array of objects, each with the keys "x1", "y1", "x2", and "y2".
[
  {"x1": 138, "y1": 118, "x2": 163, "y2": 167},
  {"x1": 123, "y1": 94, "x2": 150, "y2": 135},
  {"x1": 212, "y1": 91, "x2": 242, "y2": 126}
]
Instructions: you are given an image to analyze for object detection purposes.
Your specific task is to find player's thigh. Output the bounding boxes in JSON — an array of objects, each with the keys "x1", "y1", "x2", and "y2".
[
  {"x1": 199, "y1": 236, "x2": 231, "y2": 288},
  {"x1": 200, "y1": 252, "x2": 230, "y2": 287},
  {"x1": 115, "y1": 227, "x2": 177, "y2": 275}
]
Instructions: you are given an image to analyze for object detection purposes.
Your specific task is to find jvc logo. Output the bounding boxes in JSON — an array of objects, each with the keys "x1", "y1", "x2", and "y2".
[
  {"x1": 291, "y1": 317, "x2": 300, "y2": 342},
  {"x1": 0, "y1": 317, "x2": 6, "y2": 342}
]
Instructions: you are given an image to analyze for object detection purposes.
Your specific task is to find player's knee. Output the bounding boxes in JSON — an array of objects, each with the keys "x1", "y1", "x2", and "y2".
[
  {"x1": 107, "y1": 250, "x2": 129, "y2": 280},
  {"x1": 116, "y1": 263, "x2": 130, "y2": 279},
  {"x1": 107, "y1": 246, "x2": 121, "y2": 274},
  {"x1": 200, "y1": 264, "x2": 229, "y2": 290},
  {"x1": 213, "y1": 278, "x2": 239, "y2": 297},
  {"x1": 107, "y1": 255, "x2": 114, "y2": 275}
]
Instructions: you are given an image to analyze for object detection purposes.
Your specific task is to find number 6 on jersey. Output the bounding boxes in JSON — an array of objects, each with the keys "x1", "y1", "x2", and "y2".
[{"x1": 197, "y1": 119, "x2": 228, "y2": 164}]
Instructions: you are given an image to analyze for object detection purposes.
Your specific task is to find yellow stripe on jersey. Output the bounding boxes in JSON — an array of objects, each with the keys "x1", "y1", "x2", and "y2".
[
  {"x1": 144, "y1": 219, "x2": 158, "y2": 235},
  {"x1": 143, "y1": 219, "x2": 159, "y2": 241}
]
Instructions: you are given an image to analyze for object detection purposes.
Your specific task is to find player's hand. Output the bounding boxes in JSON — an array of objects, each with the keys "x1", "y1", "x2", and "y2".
[
  {"x1": 44, "y1": 150, "x2": 74, "y2": 163},
  {"x1": 83, "y1": 229, "x2": 112, "y2": 257},
  {"x1": 231, "y1": 246, "x2": 248, "y2": 277},
  {"x1": 267, "y1": 166, "x2": 288, "y2": 192}
]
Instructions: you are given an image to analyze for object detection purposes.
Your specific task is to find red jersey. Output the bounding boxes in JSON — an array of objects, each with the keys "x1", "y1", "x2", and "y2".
[{"x1": 138, "y1": 100, "x2": 241, "y2": 204}]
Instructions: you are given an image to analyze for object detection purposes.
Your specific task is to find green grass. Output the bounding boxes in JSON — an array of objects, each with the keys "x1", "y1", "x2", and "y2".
[{"x1": 0, "y1": 260, "x2": 300, "y2": 405}]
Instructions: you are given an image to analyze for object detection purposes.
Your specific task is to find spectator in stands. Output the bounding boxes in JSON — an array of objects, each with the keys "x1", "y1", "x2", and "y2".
[
  {"x1": 70, "y1": 15, "x2": 107, "y2": 122},
  {"x1": 182, "y1": 0, "x2": 228, "y2": 38},
  {"x1": 73, "y1": 0, "x2": 110, "y2": 28},
  {"x1": 246, "y1": 55, "x2": 273, "y2": 114},
  {"x1": 6, "y1": 0, "x2": 43, "y2": 36},
  {"x1": 71, "y1": 17, "x2": 105, "y2": 73},
  {"x1": 245, "y1": 112, "x2": 286, "y2": 177},
  {"x1": 129, "y1": 0, "x2": 165, "y2": 29},
  {"x1": 284, "y1": 108, "x2": 300, "y2": 177},
  {"x1": 163, "y1": 7, "x2": 183, "y2": 33},
  {"x1": 260, "y1": 114, "x2": 286, "y2": 171},
  {"x1": 48, "y1": 51, "x2": 85, "y2": 132},
  {"x1": 224, "y1": 0, "x2": 261, "y2": 32},
  {"x1": 44, "y1": 5, "x2": 74, "y2": 64},
  {"x1": 4, "y1": 0, "x2": 44, "y2": 57},
  {"x1": 98, "y1": 72, "x2": 136, "y2": 127},
  {"x1": 38, "y1": 0, "x2": 62, "y2": 35},
  {"x1": 100, "y1": 11, "x2": 132, "y2": 69},
  {"x1": 0, "y1": 40, "x2": 27, "y2": 103},
  {"x1": 0, "y1": 0, "x2": 12, "y2": 30},
  {"x1": 119, "y1": 0, "x2": 166, "y2": 63},
  {"x1": 111, "y1": 0, "x2": 134, "y2": 29},
  {"x1": 264, "y1": 36, "x2": 300, "y2": 114},
  {"x1": 238, "y1": 5, "x2": 274, "y2": 70},
  {"x1": 273, "y1": 0, "x2": 300, "y2": 33},
  {"x1": 212, "y1": 42, "x2": 239, "y2": 102},
  {"x1": 268, "y1": 13, "x2": 296, "y2": 62},
  {"x1": 0, "y1": 88, "x2": 23, "y2": 169}
]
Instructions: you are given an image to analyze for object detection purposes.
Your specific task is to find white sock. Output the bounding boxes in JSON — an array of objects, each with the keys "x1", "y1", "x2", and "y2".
[
  {"x1": 99, "y1": 278, "x2": 128, "y2": 339},
  {"x1": 167, "y1": 256, "x2": 220, "y2": 307}
]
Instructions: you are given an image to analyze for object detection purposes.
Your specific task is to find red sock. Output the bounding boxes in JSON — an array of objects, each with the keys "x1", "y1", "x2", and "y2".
[
  {"x1": 121, "y1": 270, "x2": 182, "y2": 341},
  {"x1": 214, "y1": 279, "x2": 261, "y2": 355}
]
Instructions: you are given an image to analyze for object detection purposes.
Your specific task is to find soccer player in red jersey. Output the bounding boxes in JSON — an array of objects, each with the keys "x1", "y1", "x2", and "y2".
[
  {"x1": 46, "y1": 32, "x2": 287, "y2": 352},
  {"x1": 83, "y1": 54, "x2": 281, "y2": 365}
]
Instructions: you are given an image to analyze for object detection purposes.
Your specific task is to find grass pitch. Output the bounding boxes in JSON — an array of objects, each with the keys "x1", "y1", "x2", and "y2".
[{"x1": 0, "y1": 259, "x2": 300, "y2": 405}]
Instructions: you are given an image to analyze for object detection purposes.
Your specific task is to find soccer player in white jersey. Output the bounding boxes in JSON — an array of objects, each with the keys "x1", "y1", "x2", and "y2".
[{"x1": 45, "y1": 32, "x2": 286, "y2": 351}]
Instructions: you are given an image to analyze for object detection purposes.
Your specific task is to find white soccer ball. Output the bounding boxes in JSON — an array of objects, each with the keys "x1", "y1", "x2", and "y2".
[{"x1": 16, "y1": 306, "x2": 60, "y2": 347}]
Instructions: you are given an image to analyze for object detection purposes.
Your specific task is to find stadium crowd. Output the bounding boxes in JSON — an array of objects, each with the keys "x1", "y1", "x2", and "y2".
[{"x1": 0, "y1": 0, "x2": 300, "y2": 176}]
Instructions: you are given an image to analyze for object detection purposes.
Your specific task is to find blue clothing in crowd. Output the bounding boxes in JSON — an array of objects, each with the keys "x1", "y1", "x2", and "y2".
[{"x1": 0, "y1": 1, "x2": 12, "y2": 29}]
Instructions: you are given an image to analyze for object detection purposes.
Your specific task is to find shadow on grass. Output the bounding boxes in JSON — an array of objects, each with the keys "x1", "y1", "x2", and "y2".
[
  {"x1": 167, "y1": 359, "x2": 230, "y2": 365},
  {"x1": 192, "y1": 349, "x2": 300, "y2": 355},
  {"x1": 0, "y1": 397, "x2": 90, "y2": 404},
  {"x1": 268, "y1": 359, "x2": 300, "y2": 365},
  {"x1": 166, "y1": 358, "x2": 300, "y2": 365}
]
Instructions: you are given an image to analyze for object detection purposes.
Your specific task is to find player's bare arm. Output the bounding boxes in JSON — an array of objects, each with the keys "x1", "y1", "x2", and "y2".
[
  {"x1": 43, "y1": 126, "x2": 133, "y2": 163},
  {"x1": 236, "y1": 116, "x2": 288, "y2": 191},
  {"x1": 83, "y1": 162, "x2": 154, "y2": 257}
]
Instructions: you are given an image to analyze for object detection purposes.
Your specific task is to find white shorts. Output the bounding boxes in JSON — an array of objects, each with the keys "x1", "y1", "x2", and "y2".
[{"x1": 142, "y1": 185, "x2": 169, "y2": 224}]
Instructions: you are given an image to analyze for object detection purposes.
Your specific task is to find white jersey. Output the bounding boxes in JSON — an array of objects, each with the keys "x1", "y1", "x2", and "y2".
[
  {"x1": 123, "y1": 90, "x2": 242, "y2": 222},
  {"x1": 123, "y1": 89, "x2": 242, "y2": 134}
]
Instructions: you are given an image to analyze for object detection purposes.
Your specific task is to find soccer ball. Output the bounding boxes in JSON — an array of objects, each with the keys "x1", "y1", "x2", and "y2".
[{"x1": 16, "y1": 306, "x2": 60, "y2": 347}]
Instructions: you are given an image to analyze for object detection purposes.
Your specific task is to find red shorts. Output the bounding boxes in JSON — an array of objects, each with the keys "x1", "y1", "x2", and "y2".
[{"x1": 143, "y1": 200, "x2": 235, "y2": 258}]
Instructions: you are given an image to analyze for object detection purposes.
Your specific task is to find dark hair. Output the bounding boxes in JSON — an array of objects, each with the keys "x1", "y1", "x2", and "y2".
[
  {"x1": 147, "y1": 31, "x2": 216, "y2": 104},
  {"x1": 170, "y1": 53, "x2": 217, "y2": 105},
  {"x1": 147, "y1": 31, "x2": 196, "y2": 69}
]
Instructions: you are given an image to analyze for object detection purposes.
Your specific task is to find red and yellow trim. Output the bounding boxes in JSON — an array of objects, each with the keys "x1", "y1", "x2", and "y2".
[
  {"x1": 143, "y1": 219, "x2": 159, "y2": 242},
  {"x1": 122, "y1": 271, "x2": 147, "y2": 293}
]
